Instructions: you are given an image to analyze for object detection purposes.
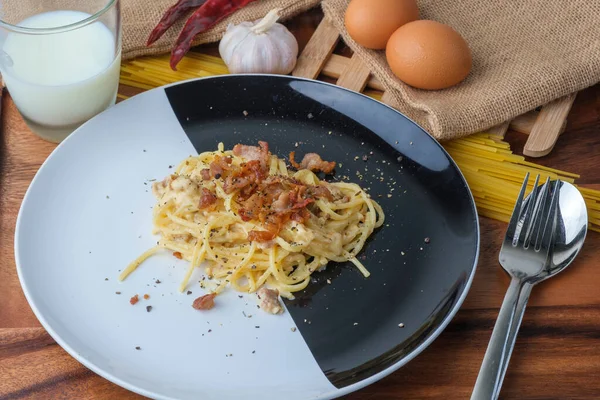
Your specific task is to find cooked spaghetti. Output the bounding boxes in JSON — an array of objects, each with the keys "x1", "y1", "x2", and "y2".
[{"x1": 119, "y1": 141, "x2": 384, "y2": 303}]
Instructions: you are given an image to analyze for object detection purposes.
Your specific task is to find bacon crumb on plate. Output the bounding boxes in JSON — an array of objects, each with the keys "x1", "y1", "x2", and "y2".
[
  {"x1": 192, "y1": 293, "x2": 217, "y2": 310},
  {"x1": 289, "y1": 151, "x2": 336, "y2": 174},
  {"x1": 173, "y1": 251, "x2": 183, "y2": 259},
  {"x1": 130, "y1": 294, "x2": 139, "y2": 305},
  {"x1": 257, "y1": 288, "x2": 283, "y2": 315}
]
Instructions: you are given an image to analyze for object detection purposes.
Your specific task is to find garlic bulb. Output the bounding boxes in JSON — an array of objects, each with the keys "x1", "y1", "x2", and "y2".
[{"x1": 219, "y1": 9, "x2": 299, "y2": 75}]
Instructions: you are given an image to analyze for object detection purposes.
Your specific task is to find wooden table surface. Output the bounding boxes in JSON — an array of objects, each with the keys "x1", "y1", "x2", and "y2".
[{"x1": 1, "y1": 9, "x2": 600, "y2": 400}]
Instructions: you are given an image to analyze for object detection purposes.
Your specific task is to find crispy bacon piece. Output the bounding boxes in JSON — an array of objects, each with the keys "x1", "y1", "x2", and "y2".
[
  {"x1": 289, "y1": 151, "x2": 301, "y2": 169},
  {"x1": 288, "y1": 186, "x2": 315, "y2": 210},
  {"x1": 173, "y1": 251, "x2": 183, "y2": 259},
  {"x1": 290, "y1": 208, "x2": 311, "y2": 223},
  {"x1": 201, "y1": 155, "x2": 233, "y2": 181},
  {"x1": 238, "y1": 175, "x2": 331, "y2": 242},
  {"x1": 210, "y1": 155, "x2": 232, "y2": 177},
  {"x1": 248, "y1": 229, "x2": 277, "y2": 242},
  {"x1": 197, "y1": 142, "x2": 335, "y2": 243},
  {"x1": 130, "y1": 294, "x2": 139, "y2": 305},
  {"x1": 223, "y1": 175, "x2": 253, "y2": 194},
  {"x1": 298, "y1": 153, "x2": 336, "y2": 174},
  {"x1": 238, "y1": 192, "x2": 266, "y2": 221},
  {"x1": 200, "y1": 169, "x2": 211, "y2": 180},
  {"x1": 192, "y1": 293, "x2": 217, "y2": 310},
  {"x1": 272, "y1": 191, "x2": 290, "y2": 212},
  {"x1": 308, "y1": 185, "x2": 333, "y2": 201},
  {"x1": 261, "y1": 176, "x2": 286, "y2": 197},
  {"x1": 257, "y1": 288, "x2": 283, "y2": 315},
  {"x1": 223, "y1": 160, "x2": 267, "y2": 194},
  {"x1": 238, "y1": 208, "x2": 254, "y2": 222},
  {"x1": 233, "y1": 141, "x2": 269, "y2": 168},
  {"x1": 290, "y1": 151, "x2": 336, "y2": 174},
  {"x1": 198, "y1": 188, "x2": 217, "y2": 209}
]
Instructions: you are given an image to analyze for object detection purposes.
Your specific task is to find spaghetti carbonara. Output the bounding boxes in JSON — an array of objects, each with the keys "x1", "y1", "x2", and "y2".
[{"x1": 120, "y1": 141, "x2": 384, "y2": 310}]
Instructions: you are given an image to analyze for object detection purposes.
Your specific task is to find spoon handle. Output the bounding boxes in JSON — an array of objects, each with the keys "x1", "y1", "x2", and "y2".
[{"x1": 471, "y1": 277, "x2": 534, "y2": 400}]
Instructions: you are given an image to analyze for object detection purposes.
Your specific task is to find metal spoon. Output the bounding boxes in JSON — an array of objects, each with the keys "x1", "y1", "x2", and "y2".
[{"x1": 471, "y1": 180, "x2": 588, "y2": 400}]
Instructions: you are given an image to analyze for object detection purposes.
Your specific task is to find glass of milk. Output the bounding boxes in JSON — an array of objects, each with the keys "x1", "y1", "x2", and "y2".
[{"x1": 0, "y1": 0, "x2": 122, "y2": 142}]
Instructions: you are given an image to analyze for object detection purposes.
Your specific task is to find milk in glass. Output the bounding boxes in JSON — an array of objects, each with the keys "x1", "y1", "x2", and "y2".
[{"x1": 0, "y1": 11, "x2": 121, "y2": 142}]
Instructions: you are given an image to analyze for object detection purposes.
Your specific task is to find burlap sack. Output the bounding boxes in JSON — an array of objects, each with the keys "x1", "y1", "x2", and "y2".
[
  {"x1": 123, "y1": 0, "x2": 320, "y2": 60},
  {"x1": 323, "y1": 0, "x2": 600, "y2": 140}
]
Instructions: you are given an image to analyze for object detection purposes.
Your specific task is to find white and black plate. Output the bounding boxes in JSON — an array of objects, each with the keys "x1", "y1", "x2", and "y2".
[{"x1": 15, "y1": 75, "x2": 479, "y2": 400}]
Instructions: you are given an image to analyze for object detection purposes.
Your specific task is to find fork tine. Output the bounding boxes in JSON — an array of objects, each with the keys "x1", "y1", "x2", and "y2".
[
  {"x1": 526, "y1": 177, "x2": 551, "y2": 248},
  {"x1": 537, "y1": 179, "x2": 560, "y2": 253},
  {"x1": 508, "y1": 173, "x2": 530, "y2": 246},
  {"x1": 514, "y1": 174, "x2": 540, "y2": 247}
]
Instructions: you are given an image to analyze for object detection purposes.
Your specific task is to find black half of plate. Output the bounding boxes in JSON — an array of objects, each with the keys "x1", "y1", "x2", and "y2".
[{"x1": 164, "y1": 75, "x2": 479, "y2": 389}]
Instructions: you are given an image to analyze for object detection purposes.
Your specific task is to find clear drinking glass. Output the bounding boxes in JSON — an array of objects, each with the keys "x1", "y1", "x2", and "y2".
[{"x1": 0, "y1": 0, "x2": 122, "y2": 143}]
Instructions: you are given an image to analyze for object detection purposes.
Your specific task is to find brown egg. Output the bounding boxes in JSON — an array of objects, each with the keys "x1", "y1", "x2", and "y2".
[
  {"x1": 345, "y1": 0, "x2": 419, "y2": 50},
  {"x1": 386, "y1": 20, "x2": 472, "y2": 90}
]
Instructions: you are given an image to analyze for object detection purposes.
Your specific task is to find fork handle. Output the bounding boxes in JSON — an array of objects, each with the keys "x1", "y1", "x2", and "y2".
[{"x1": 471, "y1": 277, "x2": 534, "y2": 400}]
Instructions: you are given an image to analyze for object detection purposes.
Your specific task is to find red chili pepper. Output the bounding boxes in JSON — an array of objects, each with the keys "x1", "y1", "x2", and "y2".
[
  {"x1": 147, "y1": 0, "x2": 208, "y2": 46},
  {"x1": 170, "y1": 0, "x2": 257, "y2": 70}
]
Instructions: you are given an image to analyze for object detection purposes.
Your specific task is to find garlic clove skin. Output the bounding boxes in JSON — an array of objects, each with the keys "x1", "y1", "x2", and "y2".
[
  {"x1": 219, "y1": 22, "x2": 254, "y2": 69},
  {"x1": 219, "y1": 10, "x2": 299, "y2": 75},
  {"x1": 268, "y1": 23, "x2": 299, "y2": 74}
]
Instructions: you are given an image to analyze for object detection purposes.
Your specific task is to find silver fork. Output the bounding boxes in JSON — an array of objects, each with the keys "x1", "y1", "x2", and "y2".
[{"x1": 471, "y1": 173, "x2": 560, "y2": 400}]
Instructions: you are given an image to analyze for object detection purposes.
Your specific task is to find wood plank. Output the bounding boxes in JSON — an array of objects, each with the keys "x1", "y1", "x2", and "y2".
[
  {"x1": 486, "y1": 121, "x2": 511, "y2": 138},
  {"x1": 524, "y1": 94, "x2": 577, "y2": 157},
  {"x1": 509, "y1": 110, "x2": 567, "y2": 136},
  {"x1": 322, "y1": 54, "x2": 386, "y2": 92},
  {"x1": 0, "y1": 94, "x2": 52, "y2": 329},
  {"x1": 510, "y1": 110, "x2": 539, "y2": 134},
  {"x1": 335, "y1": 54, "x2": 371, "y2": 92},
  {"x1": 0, "y1": 329, "x2": 141, "y2": 399},
  {"x1": 292, "y1": 18, "x2": 339, "y2": 79},
  {"x1": 345, "y1": 306, "x2": 600, "y2": 400}
]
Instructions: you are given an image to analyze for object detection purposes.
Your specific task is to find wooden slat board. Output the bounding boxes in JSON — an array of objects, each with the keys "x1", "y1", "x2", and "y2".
[
  {"x1": 322, "y1": 54, "x2": 385, "y2": 91},
  {"x1": 292, "y1": 18, "x2": 339, "y2": 79},
  {"x1": 486, "y1": 121, "x2": 511, "y2": 138},
  {"x1": 336, "y1": 54, "x2": 371, "y2": 92},
  {"x1": 524, "y1": 94, "x2": 577, "y2": 156}
]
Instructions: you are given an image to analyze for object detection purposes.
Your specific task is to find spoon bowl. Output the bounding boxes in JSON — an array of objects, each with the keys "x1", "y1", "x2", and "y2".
[{"x1": 549, "y1": 180, "x2": 588, "y2": 276}]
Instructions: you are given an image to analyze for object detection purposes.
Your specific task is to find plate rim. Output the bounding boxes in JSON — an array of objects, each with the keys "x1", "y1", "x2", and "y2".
[{"x1": 14, "y1": 74, "x2": 480, "y2": 400}]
